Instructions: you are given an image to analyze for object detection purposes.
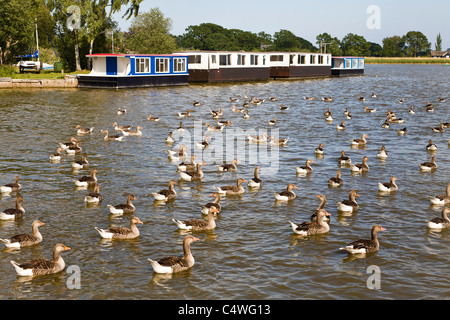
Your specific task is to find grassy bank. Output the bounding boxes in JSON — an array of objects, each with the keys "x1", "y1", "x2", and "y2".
[
  {"x1": 365, "y1": 57, "x2": 450, "y2": 64},
  {"x1": 0, "y1": 65, "x2": 89, "y2": 79}
]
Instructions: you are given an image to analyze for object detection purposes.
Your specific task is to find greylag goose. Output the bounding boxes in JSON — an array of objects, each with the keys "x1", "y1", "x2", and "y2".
[
  {"x1": 201, "y1": 193, "x2": 221, "y2": 215},
  {"x1": 322, "y1": 96, "x2": 333, "y2": 102},
  {"x1": 426, "y1": 140, "x2": 438, "y2": 152},
  {"x1": 232, "y1": 105, "x2": 245, "y2": 113},
  {"x1": 425, "y1": 101, "x2": 434, "y2": 112},
  {"x1": 432, "y1": 123, "x2": 445, "y2": 133},
  {"x1": 427, "y1": 207, "x2": 450, "y2": 230},
  {"x1": 66, "y1": 141, "x2": 82, "y2": 155},
  {"x1": 59, "y1": 137, "x2": 78, "y2": 150},
  {"x1": 165, "y1": 132, "x2": 175, "y2": 144},
  {"x1": 398, "y1": 98, "x2": 405, "y2": 104},
  {"x1": 152, "y1": 180, "x2": 177, "y2": 201},
  {"x1": 73, "y1": 169, "x2": 98, "y2": 187},
  {"x1": 0, "y1": 220, "x2": 44, "y2": 249},
  {"x1": 178, "y1": 162, "x2": 206, "y2": 181},
  {"x1": 358, "y1": 95, "x2": 366, "y2": 101},
  {"x1": 0, "y1": 176, "x2": 22, "y2": 194},
  {"x1": 378, "y1": 176, "x2": 398, "y2": 192},
  {"x1": 269, "y1": 136, "x2": 289, "y2": 146},
  {"x1": 178, "y1": 109, "x2": 192, "y2": 118},
  {"x1": 50, "y1": 147, "x2": 64, "y2": 161},
  {"x1": 95, "y1": 216, "x2": 143, "y2": 239},
  {"x1": 364, "y1": 106, "x2": 376, "y2": 113},
  {"x1": 247, "y1": 133, "x2": 268, "y2": 144},
  {"x1": 193, "y1": 100, "x2": 200, "y2": 107},
  {"x1": 350, "y1": 156, "x2": 369, "y2": 173},
  {"x1": 10, "y1": 243, "x2": 70, "y2": 277},
  {"x1": 147, "y1": 115, "x2": 160, "y2": 122},
  {"x1": 71, "y1": 153, "x2": 89, "y2": 170},
  {"x1": 217, "y1": 158, "x2": 239, "y2": 172},
  {"x1": 336, "y1": 121, "x2": 346, "y2": 131},
  {"x1": 304, "y1": 96, "x2": 316, "y2": 100},
  {"x1": 0, "y1": 196, "x2": 25, "y2": 220},
  {"x1": 177, "y1": 155, "x2": 197, "y2": 172},
  {"x1": 123, "y1": 126, "x2": 143, "y2": 136},
  {"x1": 268, "y1": 117, "x2": 277, "y2": 126},
  {"x1": 217, "y1": 119, "x2": 231, "y2": 127},
  {"x1": 214, "y1": 178, "x2": 246, "y2": 196},
  {"x1": 117, "y1": 107, "x2": 126, "y2": 114},
  {"x1": 107, "y1": 194, "x2": 136, "y2": 215},
  {"x1": 377, "y1": 145, "x2": 388, "y2": 159},
  {"x1": 274, "y1": 184, "x2": 297, "y2": 201},
  {"x1": 101, "y1": 129, "x2": 124, "y2": 141},
  {"x1": 428, "y1": 183, "x2": 450, "y2": 205},
  {"x1": 210, "y1": 108, "x2": 224, "y2": 119},
  {"x1": 371, "y1": 92, "x2": 377, "y2": 98},
  {"x1": 196, "y1": 136, "x2": 210, "y2": 149},
  {"x1": 381, "y1": 120, "x2": 390, "y2": 129},
  {"x1": 289, "y1": 209, "x2": 331, "y2": 236},
  {"x1": 337, "y1": 190, "x2": 360, "y2": 213},
  {"x1": 419, "y1": 156, "x2": 437, "y2": 171},
  {"x1": 337, "y1": 150, "x2": 352, "y2": 165},
  {"x1": 397, "y1": 127, "x2": 407, "y2": 135},
  {"x1": 84, "y1": 184, "x2": 103, "y2": 204},
  {"x1": 408, "y1": 106, "x2": 415, "y2": 114},
  {"x1": 280, "y1": 104, "x2": 289, "y2": 111},
  {"x1": 205, "y1": 122, "x2": 223, "y2": 132},
  {"x1": 76, "y1": 125, "x2": 94, "y2": 134},
  {"x1": 167, "y1": 144, "x2": 189, "y2": 161},
  {"x1": 113, "y1": 122, "x2": 132, "y2": 132},
  {"x1": 438, "y1": 97, "x2": 446, "y2": 102},
  {"x1": 172, "y1": 206, "x2": 218, "y2": 231},
  {"x1": 328, "y1": 169, "x2": 343, "y2": 187},
  {"x1": 248, "y1": 166, "x2": 262, "y2": 188},
  {"x1": 351, "y1": 134, "x2": 368, "y2": 146},
  {"x1": 295, "y1": 159, "x2": 314, "y2": 175},
  {"x1": 310, "y1": 195, "x2": 331, "y2": 222},
  {"x1": 340, "y1": 225, "x2": 386, "y2": 254},
  {"x1": 148, "y1": 235, "x2": 199, "y2": 274},
  {"x1": 243, "y1": 110, "x2": 250, "y2": 119},
  {"x1": 314, "y1": 143, "x2": 324, "y2": 155}
]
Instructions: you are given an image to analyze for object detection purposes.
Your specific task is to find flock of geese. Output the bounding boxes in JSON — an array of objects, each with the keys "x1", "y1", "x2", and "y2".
[{"x1": 0, "y1": 88, "x2": 449, "y2": 279}]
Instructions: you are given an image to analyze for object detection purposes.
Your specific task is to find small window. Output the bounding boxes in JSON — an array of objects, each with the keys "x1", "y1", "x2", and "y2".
[
  {"x1": 298, "y1": 55, "x2": 305, "y2": 64},
  {"x1": 318, "y1": 55, "x2": 324, "y2": 64},
  {"x1": 219, "y1": 54, "x2": 231, "y2": 66},
  {"x1": 270, "y1": 55, "x2": 284, "y2": 62},
  {"x1": 155, "y1": 58, "x2": 170, "y2": 73},
  {"x1": 135, "y1": 58, "x2": 150, "y2": 73},
  {"x1": 310, "y1": 55, "x2": 316, "y2": 64},
  {"x1": 174, "y1": 58, "x2": 186, "y2": 73},
  {"x1": 188, "y1": 55, "x2": 201, "y2": 64},
  {"x1": 250, "y1": 54, "x2": 258, "y2": 65},
  {"x1": 211, "y1": 55, "x2": 217, "y2": 64},
  {"x1": 359, "y1": 59, "x2": 364, "y2": 68},
  {"x1": 345, "y1": 59, "x2": 352, "y2": 68},
  {"x1": 237, "y1": 54, "x2": 246, "y2": 66}
]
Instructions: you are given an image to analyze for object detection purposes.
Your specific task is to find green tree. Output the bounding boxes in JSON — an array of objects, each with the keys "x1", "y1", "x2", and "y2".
[
  {"x1": 125, "y1": 8, "x2": 177, "y2": 54},
  {"x1": 316, "y1": 33, "x2": 342, "y2": 56},
  {"x1": 435, "y1": 33, "x2": 442, "y2": 51},
  {"x1": 382, "y1": 35, "x2": 405, "y2": 57},
  {"x1": 273, "y1": 29, "x2": 316, "y2": 52},
  {"x1": 340, "y1": 33, "x2": 371, "y2": 56},
  {"x1": 369, "y1": 42, "x2": 383, "y2": 57},
  {"x1": 403, "y1": 31, "x2": 430, "y2": 57}
]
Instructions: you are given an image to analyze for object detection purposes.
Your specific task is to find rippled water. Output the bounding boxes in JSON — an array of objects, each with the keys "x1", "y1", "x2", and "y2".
[{"x1": 0, "y1": 64, "x2": 449, "y2": 300}]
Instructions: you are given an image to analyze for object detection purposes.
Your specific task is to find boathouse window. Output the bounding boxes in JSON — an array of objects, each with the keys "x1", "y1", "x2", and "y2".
[
  {"x1": 345, "y1": 59, "x2": 352, "y2": 68},
  {"x1": 135, "y1": 58, "x2": 150, "y2": 73},
  {"x1": 359, "y1": 59, "x2": 364, "y2": 68},
  {"x1": 250, "y1": 55, "x2": 259, "y2": 65},
  {"x1": 270, "y1": 55, "x2": 284, "y2": 62},
  {"x1": 219, "y1": 54, "x2": 231, "y2": 66},
  {"x1": 310, "y1": 55, "x2": 316, "y2": 64},
  {"x1": 237, "y1": 54, "x2": 246, "y2": 66},
  {"x1": 211, "y1": 55, "x2": 217, "y2": 64},
  {"x1": 318, "y1": 55, "x2": 324, "y2": 64},
  {"x1": 298, "y1": 55, "x2": 306, "y2": 64},
  {"x1": 174, "y1": 58, "x2": 187, "y2": 73},
  {"x1": 155, "y1": 58, "x2": 170, "y2": 73},
  {"x1": 188, "y1": 55, "x2": 201, "y2": 64}
]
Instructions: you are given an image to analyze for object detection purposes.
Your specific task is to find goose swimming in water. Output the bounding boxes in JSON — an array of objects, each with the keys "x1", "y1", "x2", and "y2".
[
  {"x1": 152, "y1": 180, "x2": 177, "y2": 201},
  {"x1": 172, "y1": 206, "x2": 219, "y2": 231},
  {"x1": 177, "y1": 155, "x2": 197, "y2": 172},
  {"x1": 76, "y1": 125, "x2": 94, "y2": 135},
  {"x1": 378, "y1": 176, "x2": 398, "y2": 192},
  {"x1": 337, "y1": 150, "x2": 352, "y2": 165},
  {"x1": 350, "y1": 156, "x2": 369, "y2": 173},
  {"x1": 288, "y1": 209, "x2": 331, "y2": 236},
  {"x1": 217, "y1": 158, "x2": 239, "y2": 172},
  {"x1": 339, "y1": 225, "x2": 385, "y2": 254},
  {"x1": 336, "y1": 121, "x2": 346, "y2": 131},
  {"x1": 178, "y1": 162, "x2": 206, "y2": 181},
  {"x1": 426, "y1": 140, "x2": 437, "y2": 152},
  {"x1": 295, "y1": 159, "x2": 314, "y2": 175},
  {"x1": 214, "y1": 178, "x2": 246, "y2": 196},
  {"x1": 107, "y1": 194, "x2": 136, "y2": 215},
  {"x1": 428, "y1": 183, "x2": 450, "y2": 206},
  {"x1": 337, "y1": 190, "x2": 360, "y2": 213},
  {"x1": 274, "y1": 184, "x2": 297, "y2": 201},
  {"x1": 328, "y1": 169, "x2": 343, "y2": 187},
  {"x1": 248, "y1": 166, "x2": 263, "y2": 188},
  {"x1": 95, "y1": 216, "x2": 143, "y2": 239},
  {"x1": 71, "y1": 153, "x2": 89, "y2": 170},
  {"x1": 0, "y1": 196, "x2": 25, "y2": 220},
  {"x1": 10, "y1": 243, "x2": 70, "y2": 277},
  {"x1": 0, "y1": 220, "x2": 44, "y2": 249},
  {"x1": 84, "y1": 184, "x2": 103, "y2": 204},
  {"x1": 101, "y1": 130, "x2": 124, "y2": 141},
  {"x1": 148, "y1": 235, "x2": 200, "y2": 274},
  {"x1": 201, "y1": 193, "x2": 222, "y2": 215},
  {"x1": 117, "y1": 108, "x2": 126, "y2": 115},
  {"x1": 377, "y1": 145, "x2": 389, "y2": 159},
  {"x1": 351, "y1": 134, "x2": 368, "y2": 146},
  {"x1": 427, "y1": 207, "x2": 450, "y2": 230},
  {"x1": 1, "y1": 176, "x2": 22, "y2": 194},
  {"x1": 73, "y1": 169, "x2": 98, "y2": 187},
  {"x1": 419, "y1": 156, "x2": 437, "y2": 171},
  {"x1": 50, "y1": 147, "x2": 64, "y2": 162},
  {"x1": 432, "y1": 123, "x2": 445, "y2": 133}
]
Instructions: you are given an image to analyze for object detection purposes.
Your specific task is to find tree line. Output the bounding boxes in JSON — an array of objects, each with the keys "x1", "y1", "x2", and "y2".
[{"x1": 0, "y1": 3, "x2": 444, "y2": 73}]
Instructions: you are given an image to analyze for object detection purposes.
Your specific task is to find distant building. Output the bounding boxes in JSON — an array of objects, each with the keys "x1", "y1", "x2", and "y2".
[{"x1": 431, "y1": 51, "x2": 450, "y2": 58}]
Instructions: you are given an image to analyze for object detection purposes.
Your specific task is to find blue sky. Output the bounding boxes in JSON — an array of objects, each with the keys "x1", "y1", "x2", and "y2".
[{"x1": 113, "y1": 0, "x2": 450, "y2": 49}]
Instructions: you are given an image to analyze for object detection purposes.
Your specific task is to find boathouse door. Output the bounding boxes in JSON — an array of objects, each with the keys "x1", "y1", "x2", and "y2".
[{"x1": 106, "y1": 57, "x2": 118, "y2": 75}]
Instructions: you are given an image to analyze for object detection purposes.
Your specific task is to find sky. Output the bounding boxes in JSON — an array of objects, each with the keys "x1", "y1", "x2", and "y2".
[{"x1": 112, "y1": 0, "x2": 450, "y2": 50}]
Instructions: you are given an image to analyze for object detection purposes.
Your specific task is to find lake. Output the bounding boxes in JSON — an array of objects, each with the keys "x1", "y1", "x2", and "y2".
[{"x1": 0, "y1": 64, "x2": 449, "y2": 300}]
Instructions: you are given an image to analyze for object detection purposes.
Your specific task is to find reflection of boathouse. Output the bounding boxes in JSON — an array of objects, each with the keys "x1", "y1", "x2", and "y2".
[
  {"x1": 78, "y1": 53, "x2": 189, "y2": 89},
  {"x1": 331, "y1": 57, "x2": 365, "y2": 77}
]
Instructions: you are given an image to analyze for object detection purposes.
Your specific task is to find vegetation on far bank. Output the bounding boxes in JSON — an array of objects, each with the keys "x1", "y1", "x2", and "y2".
[{"x1": 365, "y1": 57, "x2": 450, "y2": 64}]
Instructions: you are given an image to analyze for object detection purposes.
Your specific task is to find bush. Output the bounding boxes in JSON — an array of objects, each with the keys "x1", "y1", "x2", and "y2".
[{"x1": 0, "y1": 65, "x2": 16, "y2": 77}]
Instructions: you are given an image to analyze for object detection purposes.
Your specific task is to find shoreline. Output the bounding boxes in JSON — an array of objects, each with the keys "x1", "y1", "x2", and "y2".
[{"x1": 0, "y1": 75, "x2": 78, "y2": 89}]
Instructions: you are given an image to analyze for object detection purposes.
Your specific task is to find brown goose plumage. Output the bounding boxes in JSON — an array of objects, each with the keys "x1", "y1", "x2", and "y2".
[
  {"x1": 0, "y1": 220, "x2": 44, "y2": 249},
  {"x1": 95, "y1": 216, "x2": 143, "y2": 239},
  {"x1": 148, "y1": 235, "x2": 200, "y2": 274},
  {"x1": 0, "y1": 196, "x2": 25, "y2": 220},
  {"x1": 107, "y1": 194, "x2": 136, "y2": 214},
  {"x1": 215, "y1": 178, "x2": 246, "y2": 196},
  {"x1": 152, "y1": 180, "x2": 177, "y2": 201},
  {"x1": 10, "y1": 243, "x2": 70, "y2": 276},
  {"x1": 328, "y1": 169, "x2": 343, "y2": 187},
  {"x1": 173, "y1": 206, "x2": 219, "y2": 231},
  {"x1": 0, "y1": 176, "x2": 22, "y2": 193},
  {"x1": 289, "y1": 209, "x2": 331, "y2": 236},
  {"x1": 340, "y1": 225, "x2": 386, "y2": 254},
  {"x1": 201, "y1": 193, "x2": 221, "y2": 215}
]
